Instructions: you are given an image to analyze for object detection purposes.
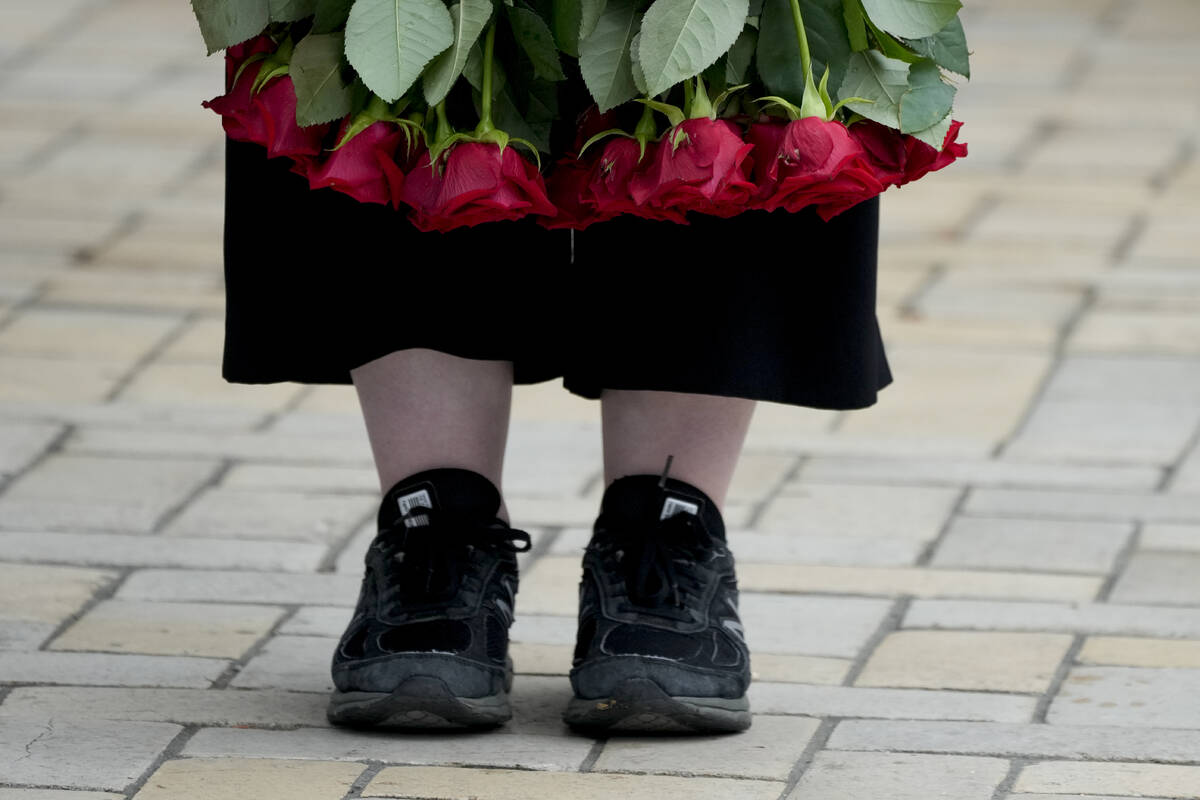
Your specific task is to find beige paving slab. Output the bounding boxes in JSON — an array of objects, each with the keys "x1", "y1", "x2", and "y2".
[
  {"x1": 0, "y1": 307, "x2": 180, "y2": 360},
  {"x1": 0, "y1": 355, "x2": 128, "y2": 403},
  {"x1": 49, "y1": 599, "x2": 285, "y2": 658},
  {"x1": 737, "y1": 563, "x2": 1101, "y2": 601},
  {"x1": 0, "y1": 563, "x2": 117, "y2": 624},
  {"x1": 797, "y1": 455, "x2": 1161, "y2": 491},
  {"x1": 929, "y1": 516, "x2": 1132, "y2": 574},
  {"x1": 750, "y1": 682, "x2": 1035, "y2": 722},
  {"x1": 132, "y1": 758, "x2": 365, "y2": 800},
  {"x1": 0, "y1": 420, "x2": 62, "y2": 478},
  {"x1": 1109, "y1": 551, "x2": 1200, "y2": 605},
  {"x1": 1047, "y1": 666, "x2": 1200, "y2": 728},
  {"x1": 39, "y1": 269, "x2": 225, "y2": 312},
  {"x1": 760, "y1": 483, "x2": 961, "y2": 540},
  {"x1": 0, "y1": 791, "x2": 122, "y2": 800},
  {"x1": 1068, "y1": 310, "x2": 1200, "y2": 355},
  {"x1": 594, "y1": 715, "x2": 821, "y2": 780},
  {"x1": 362, "y1": 766, "x2": 783, "y2": 800},
  {"x1": 156, "y1": 315, "x2": 225, "y2": 363},
  {"x1": 1014, "y1": 761, "x2": 1200, "y2": 798},
  {"x1": 788, "y1": 750, "x2": 1009, "y2": 800},
  {"x1": 116, "y1": 362, "x2": 302, "y2": 410},
  {"x1": 161, "y1": 487, "x2": 373, "y2": 544},
  {"x1": 855, "y1": 631, "x2": 1074, "y2": 692},
  {"x1": 1140, "y1": 524, "x2": 1200, "y2": 551},
  {"x1": 904, "y1": 598, "x2": 1200, "y2": 639},
  {"x1": 1078, "y1": 636, "x2": 1200, "y2": 668}
]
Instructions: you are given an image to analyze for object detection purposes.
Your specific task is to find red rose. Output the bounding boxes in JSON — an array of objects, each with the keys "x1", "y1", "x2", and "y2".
[
  {"x1": 307, "y1": 119, "x2": 410, "y2": 209},
  {"x1": 541, "y1": 153, "x2": 597, "y2": 230},
  {"x1": 902, "y1": 119, "x2": 967, "y2": 185},
  {"x1": 253, "y1": 76, "x2": 329, "y2": 161},
  {"x1": 628, "y1": 118, "x2": 755, "y2": 218},
  {"x1": 203, "y1": 37, "x2": 278, "y2": 145},
  {"x1": 846, "y1": 119, "x2": 908, "y2": 188},
  {"x1": 745, "y1": 118, "x2": 788, "y2": 200},
  {"x1": 756, "y1": 116, "x2": 884, "y2": 220},
  {"x1": 401, "y1": 141, "x2": 557, "y2": 233}
]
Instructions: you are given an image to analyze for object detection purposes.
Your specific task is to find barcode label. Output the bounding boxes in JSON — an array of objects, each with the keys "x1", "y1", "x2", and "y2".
[
  {"x1": 660, "y1": 497, "x2": 700, "y2": 520},
  {"x1": 398, "y1": 489, "x2": 433, "y2": 516}
]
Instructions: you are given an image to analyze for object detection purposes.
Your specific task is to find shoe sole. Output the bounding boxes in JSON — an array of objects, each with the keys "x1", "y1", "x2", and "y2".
[
  {"x1": 327, "y1": 659, "x2": 513, "y2": 730},
  {"x1": 563, "y1": 677, "x2": 751, "y2": 733}
]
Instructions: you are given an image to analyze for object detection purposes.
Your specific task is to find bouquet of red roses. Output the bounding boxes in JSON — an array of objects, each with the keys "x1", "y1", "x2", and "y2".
[{"x1": 194, "y1": 0, "x2": 969, "y2": 232}]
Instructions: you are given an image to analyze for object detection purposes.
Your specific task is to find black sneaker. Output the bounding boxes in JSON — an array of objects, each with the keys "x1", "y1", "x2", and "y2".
[
  {"x1": 326, "y1": 467, "x2": 531, "y2": 729},
  {"x1": 563, "y1": 474, "x2": 752, "y2": 733}
]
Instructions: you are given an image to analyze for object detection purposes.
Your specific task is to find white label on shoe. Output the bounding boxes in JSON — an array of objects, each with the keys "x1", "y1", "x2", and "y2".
[
  {"x1": 398, "y1": 489, "x2": 433, "y2": 527},
  {"x1": 660, "y1": 497, "x2": 700, "y2": 520}
]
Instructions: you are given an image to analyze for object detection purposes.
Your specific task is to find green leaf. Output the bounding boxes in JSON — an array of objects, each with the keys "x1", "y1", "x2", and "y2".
[
  {"x1": 838, "y1": 48, "x2": 908, "y2": 128},
  {"x1": 491, "y1": 84, "x2": 554, "y2": 153},
  {"x1": 756, "y1": 0, "x2": 851, "y2": 108},
  {"x1": 552, "y1": 0, "x2": 583, "y2": 56},
  {"x1": 191, "y1": 0, "x2": 269, "y2": 55},
  {"x1": 345, "y1": 0, "x2": 456, "y2": 103},
  {"x1": 724, "y1": 25, "x2": 756, "y2": 83},
  {"x1": 898, "y1": 57, "x2": 953, "y2": 132},
  {"x1": 909, "y1": 109, "x2": 950, "y2": 148},
  {"x1": 637, "y1": 0, "x2": 750, "y2": 97},
  {"x1": 843, "y1": 0, "x2": 868, "y2": 51},
  {"x1": 508, "y1": 6, "x2": 566, "y2": 81},
  {"x1": 290, "y1": 32, "x2": 353, "y2": 126},
  {"x1": 423, "y1": 0, "x2": 494, "y2": 106},
  {"x1": 464, "y1": 42, "x2": 507, "y2": 97},
  {"x1": 580, "y1": 0, "x2": 608, "y2": 39},
  {"x1": 579, "y1": 0, "x2": 642, "y2": 111},
  {"x1": 629, "y1": 31, "x2": 648, "y2": 93},
  {"x1": 269, "y1": 0, "x2": 316, "y2": 22},
  {"x1": 860, "y1": 0, "x2": 961, "y2": 39},
  {"x1": 905, "y1": 15, "x2": 968, "y2": 77},
  {"x1": 313, "y1": 0, "x2": 354, "y2": 32}
]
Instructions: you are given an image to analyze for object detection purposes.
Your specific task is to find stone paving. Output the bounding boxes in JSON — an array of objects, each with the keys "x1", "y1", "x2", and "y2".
[{"x1": 1, "y1": 0, "x2": 1199, "y2": 797}]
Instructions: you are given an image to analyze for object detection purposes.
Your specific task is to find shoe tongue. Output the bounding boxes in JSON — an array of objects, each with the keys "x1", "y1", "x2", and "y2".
[
  {"x1": 379, "y1": 467, "x2": 502, "y2": 530},
  {"x1": 601, "y1": 474, "x2": 726, "y2": 542}
]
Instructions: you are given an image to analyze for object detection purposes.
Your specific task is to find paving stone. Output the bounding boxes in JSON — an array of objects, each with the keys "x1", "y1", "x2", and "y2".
[
  {"x1": 904, "y1": 598, "x2": 1200, "y2": 639},
  {"x1": 1047, "y1": 666, "x2": 1200, "y2": 728},
  {"x1": 0, "y1": 400, "x2": 266, "y2": 431},
  {"x1": 855, "y1": 631, "x2": 1073, "y2": 692},
  {"x1": 0, "y1": 651, "x2": 226, "y2": 687},
  {"x1": 749, "y1": 682, "x2": 1035, "y2": 722},
  {"x1": 740, "y1": 593, "x2": 893, "y2": 658},
  {"x1": 797, "y1": 455, "x2": 1161, "y2": 491},
  {"x1": 0, "y1": 307, "x2": 179, "y2": 361},
  {"x1": 49, "y1": 599, "x2": 285, "y2": 658},
  {"x1": 1013, "y1": 761, "x2": 1200, "y2": 798},
  {"x1": 759, "y1": 483, "x2": 961, "y2": 541},
  {"x1": 1170, "y1": 445, "x2": 1200, "y2": 494},
  {"x1": 67, "y1": 428, "x2": 373, "y2": 465},
  {"x1": 156, "y1": 315, "x2": 224, "y2": 363},
  {"x1": 40, "y1": 269, "x2": 225, "y2": 312},
  {"x1": 220, "y1": 463, "x2": 378, "y2": 493},
  {"x1": 161, "y1": 487, "x2": 373, "y2": 545},
  {"x1": 1110, "y1": 551, "x2": 1200, "y2": 605},
  {"x1": 0, "y1": 563, "x2": 117, "y2": 624},
  {"x1": 362, "y1": 767, "x2": 783, "y2": 800},
  {"x1": 0, "y1": 531, "x2": 327, "y2": 572},
  {"x1": 551, "y1": 526, "x2": 924, "y2": 566},
  {"x1": 0, "y1": 791, "x2": 122, "y2": 800},
  {"x1": 594, "y1": 714, "x2": 820, "y2": 780},
  {"x1": 787, "y1": 750, "x2": 1008, "y2": 800},
  {"x1": 1040, "y1": 355, "x2": 1200, "y2": 405},
  {"x1": 1007, "y1": 796, "x2": 1154, "y2": 800},
  {"x1": 1078, "y1": 636, "x2": 1200, "y2": 668},
  {"x1": 230, "y1": 635, "x2": 336, "y2": 693},
  {"x1": 930, "y1": 516, "x2": 1132, "y2": 573},
  {"x1": 1003, "y1": 400, "x2": 1200, "y2": 464},
  {"x1": 278, "y1": 607, "x2": 354, "y2": 638},
  {"x1": 0, "y1": 355, "x2": 127, "y2": 404},
  {"x1": 0, "y1": 420, "x2": 62, "y2": 480},
  {"x1": 116, "y1": 362, "x2": 302, "y2": 410},
  {"x1": 117, "y1": 570, "x2": 359, "y2": 606},
  {"x1": 1, "y1": 687, "x2": 328, "y2": 727},
  {"x1": 0, "y1": 716, "x2": 181, "y2": 791},
  {"x1": 182, "y1": 724, "x2": 594, "y2": 771},
  {"x1": 509, "y1": 642, "x2": 572, "y2": 675},
  {"x1": 740, "y1": 563, "x2": 1100, "y2": 601},
  {"x1": 827, "y1": 719, "x2": 1200, "y2": 762},
  {"x1": 1069, "y1": 310, "x2": 1200, "y2": 355},
  {"x1": 132, "y1": 758, "x2": 364, "y2": 800},
  {"x1": 0, "y1": 621, "x2": 55, "y2": 651},
  {"x1": 964, "y1": 488, "x2": 1200, "y2": 523},
  {"x1": 0, "y1": 454, "x2": 218, "y2": 532},
  {"x1": 912, "y1": 276, "x2": 1084, "y2": 324}
]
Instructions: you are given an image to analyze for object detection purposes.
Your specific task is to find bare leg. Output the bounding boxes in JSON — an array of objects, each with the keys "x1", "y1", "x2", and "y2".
[
  {"x1": 600, "y1": 389, "x2": 756, "y2": 511},
  {"x1": 350, "y1": 348, "x2": 513, "y2": 521}
]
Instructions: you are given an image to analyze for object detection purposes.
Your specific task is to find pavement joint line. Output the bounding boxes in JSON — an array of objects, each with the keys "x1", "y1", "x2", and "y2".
[
  {"x1": 340, "y1": 763, "x2": 387, "y2": 799},
  {"x1": 1157, "y1": 417, "x2": 1200, "y2": 491},
  {"x1": 775, "y1": 716, "x2": 839, "y2": 800},
  {"x1": 74, "y1": 208, "x2": 145, "y2": 265},
  {"x1": 10, "y1": 121, "x2": 89, "y2": 178},
  {"x1": 252, "y1": 383, "x2": 319, "y2": 433},
  {"x1": 1097, "y1": 0, "x2": 1135, "y2": 30},
  {"x1": 841, "y1": 596, "x2": 912, "y2": 688},
  {"x1": 991, "y1": 282, "x2": 1098, "y2": 460},
  {"x1": 894, "y1": 261, "x2": 948, "y2": 321},
  {"x1": 1092, "y1": 520, "x2": 1144, "y2": 604},
  {"x1": 1004, "y1": 117, "x2": 1062, "y2": 173},
  {"x1": 315, "y1": 503, "x2": 378, "y2": 573},
  {"x1": 740, "y1": 452, "x2": 805, "y2": 530},
  {"x1": 0, "y1": 0, "x2": 114, "y2": 76},
  {"x1": 209, "y1": 604, "x2": 302, "y2": 690},
  {"x1": 0, "y1": 421, "x2": 73, "y2": 500},
  {"x1": 913, "y1": 485, "x2": 970, "y2": 567},
  {"x1": 36, "y1": 566, "x2": 136, "y2": 652},
  {"x1": 1148, "y1": 136, "x2": 1196, "y2": 193},
  {"x1": 1030, "y1": 633, "x2": 1087, "y2": 724},
  {"x1": 100, "y1": 307, "x2": 200, "y2": 403},
  {"x1": 120, "y1": 723, "x2": 202, "y2": 798},
  {"x1": 1058, "y1": 49, "x2": 1094, "y2": 93},
  {"x1": 578, "y1": 467, "x2": 604, "y2": 499},
  {"x1": 578, "y1": 737, "x2": 608, "y2": 771},
  {"x1": 1109, "y1": 212, "x2": 1148, "y2": 266},
  {"x1": 147, "y1": 457, "x2": 232, "y2": 535}
]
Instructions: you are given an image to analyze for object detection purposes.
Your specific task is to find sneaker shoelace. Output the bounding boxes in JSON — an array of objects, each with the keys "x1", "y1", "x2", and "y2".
[
  {"x1": 375, "y1": 504, "x2": 531, "y2": 609},
  {"x1": 596, "y1": 510, "x2": 715, "y2": 611}
]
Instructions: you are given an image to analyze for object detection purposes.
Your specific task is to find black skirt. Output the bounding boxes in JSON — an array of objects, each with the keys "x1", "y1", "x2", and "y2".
[{"x1": 221, "y1": 73, "x2": 894, "y2": 410}]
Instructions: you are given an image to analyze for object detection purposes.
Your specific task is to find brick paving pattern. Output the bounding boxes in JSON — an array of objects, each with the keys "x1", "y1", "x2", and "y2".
[{"x1": 2, "y1": 0, "x2": 1200, "y2": 797}]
